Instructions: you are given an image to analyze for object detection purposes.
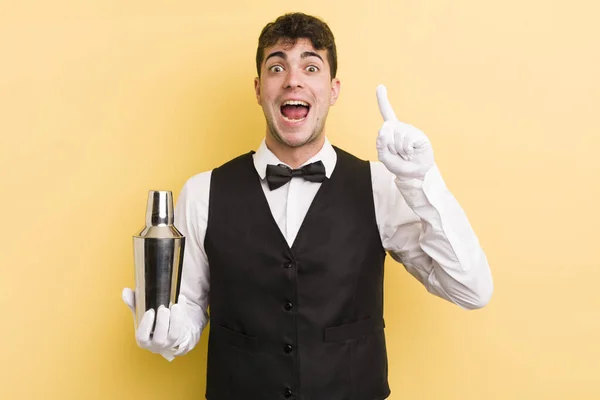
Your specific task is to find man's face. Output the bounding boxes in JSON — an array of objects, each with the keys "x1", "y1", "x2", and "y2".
[{"x1": 254, "y1": 38, "x2": 341, "y2": 148}]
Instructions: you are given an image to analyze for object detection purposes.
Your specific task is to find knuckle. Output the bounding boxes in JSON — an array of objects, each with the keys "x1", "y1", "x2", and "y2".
[{"x1": 153, "y1": 337, "x2": 167, "y2": 348}]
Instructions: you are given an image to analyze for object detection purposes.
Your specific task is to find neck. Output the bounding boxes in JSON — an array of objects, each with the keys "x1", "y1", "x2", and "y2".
[{"x1": 265, "y1": 134, "x2": 326, "y2": 169}]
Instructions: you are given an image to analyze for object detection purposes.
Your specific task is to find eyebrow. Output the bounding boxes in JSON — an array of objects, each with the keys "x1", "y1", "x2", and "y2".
[{"x1": 265, "y1": 51, "x2": 324, "y2": 63}]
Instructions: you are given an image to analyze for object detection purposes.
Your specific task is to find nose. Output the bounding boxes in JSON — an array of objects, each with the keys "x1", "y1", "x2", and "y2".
[{"x1": 283, "y1": 68, "x2": 304, "y2": 89}]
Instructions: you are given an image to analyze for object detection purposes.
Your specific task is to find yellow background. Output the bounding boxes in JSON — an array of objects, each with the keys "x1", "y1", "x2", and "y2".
[{"x1": 1, "y1": 0, "x2": 598, "y2": 399}]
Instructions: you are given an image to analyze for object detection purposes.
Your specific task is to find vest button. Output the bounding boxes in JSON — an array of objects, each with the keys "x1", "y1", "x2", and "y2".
[
  {"x1": 284, "y1": 302, "x2": 293, "y2": 311},
  {"x1": 284, "y1": 388, "x2": 292, "y2": 398},
  {"x1": 283, "y1": 261, "x2": 292, "y2": 268},
  {"x1": 284, "y1": 344, "x2": 293, "y2": 354}
]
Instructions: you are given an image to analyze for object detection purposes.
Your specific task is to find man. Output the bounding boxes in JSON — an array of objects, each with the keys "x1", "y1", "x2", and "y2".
[{"x1": 123, "y1": 12, "x2": 493, "y2": 400}]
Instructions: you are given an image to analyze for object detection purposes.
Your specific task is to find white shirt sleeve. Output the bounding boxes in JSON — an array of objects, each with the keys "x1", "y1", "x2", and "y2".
[
  {"x1": 371, "y1": 161, "x2": 493, "y2": 310},
  {"x1": 171, "y1": 171, "x2": 212, "y2": 355}
]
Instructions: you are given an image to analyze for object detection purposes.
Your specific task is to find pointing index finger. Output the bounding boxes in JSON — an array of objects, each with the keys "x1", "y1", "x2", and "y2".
[{"x1": 376, "y1": 84, "x2": 397, "y2": 122}]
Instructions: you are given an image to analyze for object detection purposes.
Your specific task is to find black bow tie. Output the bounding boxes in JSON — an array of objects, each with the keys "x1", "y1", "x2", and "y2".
[{"x1": 265, "y1": 161, "x2": 326, "y2": 190}]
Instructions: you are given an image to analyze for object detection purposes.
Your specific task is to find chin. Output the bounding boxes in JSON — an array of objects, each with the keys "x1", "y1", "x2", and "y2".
[{"x1": 278, "y1": 131, "x2": 318, "y2": 148}]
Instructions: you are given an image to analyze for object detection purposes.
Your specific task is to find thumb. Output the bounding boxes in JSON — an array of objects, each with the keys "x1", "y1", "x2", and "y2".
[
  {"x1": 176, "y1": 293, "x2": 188, "y2": 306},
  {"x1": 122, "y1": 287, "x2": 136, "y2": 315}
]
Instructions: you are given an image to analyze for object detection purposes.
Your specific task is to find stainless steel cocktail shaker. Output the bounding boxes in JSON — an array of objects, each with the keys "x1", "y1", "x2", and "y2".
[{"x1": 133, "y1": 190, "x2": 185, "y2": 333}]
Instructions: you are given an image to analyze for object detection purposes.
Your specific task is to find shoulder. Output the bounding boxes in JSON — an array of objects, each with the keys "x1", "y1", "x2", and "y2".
[
  {"x1": 332, "y1": 145, "x2": 367, "y2": 163},
  {"x1": 329, "y1": 146, "x2": 394, "y2": 184},
  {"x1": 179, "y1": 150, "x2": 255, "y2": 200},
  {"x1": 184, "y1": 170, "x2": 212, "y2": 191},
  {"x1": 369, "y1": 161, "x2": 398, "y2": 196},
  {"x1": 213, "y1": 151, "x2": 254, "y2": 172},
  {"x1": 331, "y1": 146, "x2": 372, "y2": 176},
  {"x1": 182, "y1": 151, "x2": 254, "y2": 193},
  {"x1": 369, "y1": 161, "x2": 395, "y2": 181},
  {"x1": 178, "y1": 170, "x2": 212, "y2": 207}
]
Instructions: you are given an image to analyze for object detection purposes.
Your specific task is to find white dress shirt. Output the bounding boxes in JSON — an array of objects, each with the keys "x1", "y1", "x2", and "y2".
[{"x1": 172, "y1": 138, "x2": 493, "y2": 355}]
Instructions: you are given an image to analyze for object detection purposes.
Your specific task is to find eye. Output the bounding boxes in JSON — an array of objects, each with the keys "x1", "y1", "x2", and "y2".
[
  {"x1": 269, "y1": 65, "x2": 284, "y2": 73},
  {"x1": 306, "y1": 65, "x2": 319, "y2": 73}
]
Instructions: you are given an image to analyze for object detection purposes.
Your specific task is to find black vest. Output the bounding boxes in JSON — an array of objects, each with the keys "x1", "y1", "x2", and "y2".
[{"x1": 204, "y1": 147, "x2": 390, "y2": 400}]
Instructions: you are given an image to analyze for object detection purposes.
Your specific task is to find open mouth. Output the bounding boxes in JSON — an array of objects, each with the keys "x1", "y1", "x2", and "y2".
[{"x1": 280, "y1": 100, "x2": 310, "y2": 123}]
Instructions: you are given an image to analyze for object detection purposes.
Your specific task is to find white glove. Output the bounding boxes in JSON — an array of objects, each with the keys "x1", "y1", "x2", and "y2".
[
  {"x1": 376, "y1": 84, "x2": 434, "y2": 181},
  {"x1": 122, "y1": 287, "x2": 192, "y2": 361}
]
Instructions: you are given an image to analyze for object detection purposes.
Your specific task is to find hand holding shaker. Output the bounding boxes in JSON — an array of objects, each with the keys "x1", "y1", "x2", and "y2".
[{"x1": 133, "y1": 190, "x2": 185, "y2": 335}]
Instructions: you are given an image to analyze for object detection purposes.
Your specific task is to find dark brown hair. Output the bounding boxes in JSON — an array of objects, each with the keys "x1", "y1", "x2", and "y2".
[{"x1": 256, "y1": 12, "x2": 337, "y2": 78}]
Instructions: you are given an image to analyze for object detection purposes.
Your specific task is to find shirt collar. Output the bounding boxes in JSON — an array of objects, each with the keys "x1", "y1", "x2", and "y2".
[{"x1": 253, "y1": 137, "x2": 337, "y2": 180}]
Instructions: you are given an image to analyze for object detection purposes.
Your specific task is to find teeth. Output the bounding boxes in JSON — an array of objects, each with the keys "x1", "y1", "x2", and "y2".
[
  {"x1": 283, "y1": 100, "x2": 309, "y2": 107},
  {"x1": 282, "y1": 116, "x2": 306, "y2": 123}
]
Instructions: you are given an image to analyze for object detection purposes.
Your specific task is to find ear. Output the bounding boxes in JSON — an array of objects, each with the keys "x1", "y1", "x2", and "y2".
[
  {"x1": 329, "y1": 78, "x2": 341, "y2": 106},
  {"x1": 254, "y1": 77, "x2": 261, "y2": 105}
]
